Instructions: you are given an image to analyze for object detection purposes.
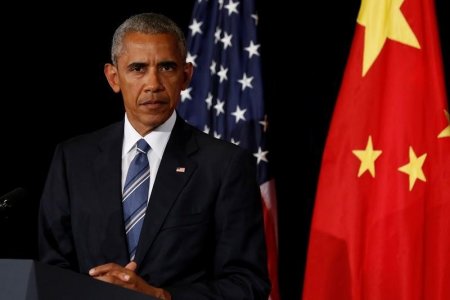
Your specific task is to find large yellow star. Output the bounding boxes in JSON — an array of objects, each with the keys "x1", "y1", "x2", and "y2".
[
  {"x1": 398, "y1": 146, "x2": 427, "y2": 191},
  {"x1": 352, "y1": 136, "x2": 382, "y2": 177},
  {"x1": 438, "y1": 109, "x2": 450, "y2": 138},
  {"x1": 357, "y1": 0, "x2": 420, "y2": 76}
]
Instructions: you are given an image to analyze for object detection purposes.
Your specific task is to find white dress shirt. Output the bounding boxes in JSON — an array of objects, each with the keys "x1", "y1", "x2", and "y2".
[{"x1": 121, "y1": 111, "x2": 176, "y2": 200}]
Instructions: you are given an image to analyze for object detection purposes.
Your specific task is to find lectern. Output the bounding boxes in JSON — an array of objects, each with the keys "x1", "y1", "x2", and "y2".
[{"x1": 0, "y1": 259, "x2": 156, "y2": 299}]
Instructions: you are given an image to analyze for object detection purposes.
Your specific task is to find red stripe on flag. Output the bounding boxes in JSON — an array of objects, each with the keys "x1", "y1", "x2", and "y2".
[{"x1": 261, "y1": 180, "x2": 279, "y2": 300}]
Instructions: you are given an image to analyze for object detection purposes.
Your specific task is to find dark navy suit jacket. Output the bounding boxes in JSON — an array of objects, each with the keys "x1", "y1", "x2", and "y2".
[{"x1": 38, "y1": 115, "x2": 270, "y2": 299}]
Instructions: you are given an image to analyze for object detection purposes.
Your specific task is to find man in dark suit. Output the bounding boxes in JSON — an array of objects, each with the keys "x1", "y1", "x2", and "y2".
[{"x1": 38, "y1": 12, "x2": 270, "y2": 300}]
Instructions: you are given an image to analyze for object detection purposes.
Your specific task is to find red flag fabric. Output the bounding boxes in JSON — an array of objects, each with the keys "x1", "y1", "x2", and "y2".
[{"x1": 303, "y1": 0, "x2": 450, "y2": 299}]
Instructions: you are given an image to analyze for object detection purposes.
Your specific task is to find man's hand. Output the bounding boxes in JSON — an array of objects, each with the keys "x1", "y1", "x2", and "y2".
[{"x1": 89, "y1": 262, "x2": 171, "y2": 300}]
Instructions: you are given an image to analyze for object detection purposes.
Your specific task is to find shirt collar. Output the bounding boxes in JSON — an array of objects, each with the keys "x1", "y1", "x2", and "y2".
[{"x1": 122, "y1": 110, "x2": 176, "y2": 159}]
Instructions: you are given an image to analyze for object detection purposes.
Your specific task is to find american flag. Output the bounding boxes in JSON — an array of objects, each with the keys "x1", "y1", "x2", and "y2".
[{"x1": 177, "y1": 1, "x2": 279, "y2": 299}]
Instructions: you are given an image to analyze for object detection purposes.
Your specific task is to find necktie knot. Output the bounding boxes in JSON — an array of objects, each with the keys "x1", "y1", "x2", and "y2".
[{"x1": 136, "y1": 139, "x2": 150, "y2": 154}]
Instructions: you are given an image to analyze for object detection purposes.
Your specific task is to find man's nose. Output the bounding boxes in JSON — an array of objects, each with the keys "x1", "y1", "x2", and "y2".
[{"x1": 144, "y1": 68, "x2": 163, "y2": 92}]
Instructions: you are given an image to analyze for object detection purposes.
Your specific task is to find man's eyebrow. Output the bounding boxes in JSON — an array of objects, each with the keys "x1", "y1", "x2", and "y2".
[
  {"x1": 158, "y1": 60, "x2": 178, "y2": 67},
  {"x1": 127, "y1": 62, "x2": 149, "y2": 69}
]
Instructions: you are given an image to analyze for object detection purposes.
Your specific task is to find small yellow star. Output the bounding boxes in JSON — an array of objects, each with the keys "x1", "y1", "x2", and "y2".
[
  {"x1": 352, "y1": 136, "x2": 382, "y2": 177},
  {"x1": 438, "y1": 109, "x2": 450, "y2": 138},
  {"x1": 357, "y1": 0, "x2": 420, "y2": 76},
  {"x1": 398, "y1": 146, "x2": 427, "y2": 191}
]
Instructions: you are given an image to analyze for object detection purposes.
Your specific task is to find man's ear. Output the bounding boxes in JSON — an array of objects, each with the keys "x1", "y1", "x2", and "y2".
[
  {"x1": 182, "y1": 62, "x2": 194, "y2": 90},
  {"x1": 104, "y1": 63, "x2": 121, "y2": 93}
]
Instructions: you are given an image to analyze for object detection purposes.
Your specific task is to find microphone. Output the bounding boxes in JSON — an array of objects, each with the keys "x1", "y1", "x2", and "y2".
[{"x1": 0, "y1": 187, "x2": 27, "y2": 213}]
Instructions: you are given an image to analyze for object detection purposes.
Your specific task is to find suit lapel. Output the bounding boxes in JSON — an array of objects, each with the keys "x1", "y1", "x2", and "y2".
[
  {"x1": 135, "y1": 117, "x2": 198, "y2": 264},
  {"x1": 93, "y1": 121, "x2": 129, "y2": 263}
]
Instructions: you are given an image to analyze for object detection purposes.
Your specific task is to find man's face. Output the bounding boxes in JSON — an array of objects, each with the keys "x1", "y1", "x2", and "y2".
[{"x1": 105, "y1": 32, "x2": 193, "y2": 135}]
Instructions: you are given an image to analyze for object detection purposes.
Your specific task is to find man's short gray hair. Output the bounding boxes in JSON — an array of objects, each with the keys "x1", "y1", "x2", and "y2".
[{"x1": 111, "y1": 13, "x2": 187, "y2": 65}]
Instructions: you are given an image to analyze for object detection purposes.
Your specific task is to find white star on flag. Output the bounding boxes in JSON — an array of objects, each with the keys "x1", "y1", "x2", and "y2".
[
  {"x1": 238, "y1": 73, "x2": 254, "y2": 90},
  {"x1": 189, "y1": 18, "x2": 203, "y2": 36},
  {"x1": 253, "y1": 147, "x2": 269, "y2": 164},
  {"x1": 245, "y1": 41, "x2": 260, "y2": 58},
  {"x1": 180, "y1": 87, "x2": 192, "y2": 102},
  {"x1": 231, "y1": 105, "x2": 247, "y2": 123}
]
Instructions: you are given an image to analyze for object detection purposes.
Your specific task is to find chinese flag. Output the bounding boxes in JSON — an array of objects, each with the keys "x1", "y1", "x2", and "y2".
[{"x1": 303, "y1": 0, "x2": 450, "y2": 299}]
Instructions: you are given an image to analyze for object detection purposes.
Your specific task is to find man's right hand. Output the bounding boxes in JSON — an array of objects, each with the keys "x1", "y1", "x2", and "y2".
[{"x1": 89, "y1": 262, "x2": 171, "y2": 300}]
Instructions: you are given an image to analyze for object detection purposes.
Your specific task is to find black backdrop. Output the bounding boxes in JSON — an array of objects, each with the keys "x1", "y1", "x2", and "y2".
[{"x1": 0, "y1": 1, "x2": 448, "y2": 299}]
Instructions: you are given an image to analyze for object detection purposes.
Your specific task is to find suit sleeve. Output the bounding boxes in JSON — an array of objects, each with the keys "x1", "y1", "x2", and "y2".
[
  {"x1": 167, "y1": 148, "x2": 271, "y2": 299},
  {"x1": 38, "y1": 144, "x2": 79, "y2": 270}
]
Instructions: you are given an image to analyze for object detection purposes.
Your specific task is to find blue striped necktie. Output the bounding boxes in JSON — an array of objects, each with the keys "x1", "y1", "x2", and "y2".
[{"x1": 122, "y1": 139, "x2": 150, "y2": 261}]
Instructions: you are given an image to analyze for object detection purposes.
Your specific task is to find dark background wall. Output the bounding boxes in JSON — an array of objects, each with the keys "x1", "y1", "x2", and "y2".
[{"x1": 0, "y1": 1, "x2": 448, "y2": 299}]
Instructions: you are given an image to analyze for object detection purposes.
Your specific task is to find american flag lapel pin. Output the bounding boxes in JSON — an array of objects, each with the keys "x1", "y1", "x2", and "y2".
[{"x1": 176, "y1": 167, "x2": 186, "y2": 173}]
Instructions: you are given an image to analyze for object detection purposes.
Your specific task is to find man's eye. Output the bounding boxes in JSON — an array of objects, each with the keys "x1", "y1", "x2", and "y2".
[
  {"x1": 131, "y1": 66, "x2": 144, "y2": 72},
  {"x1": 159, "y1": 62, "x2": 176, "y2": 71},
  {"x1": 129, "y1": 64, "x2": 146, "y2": 72}
]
